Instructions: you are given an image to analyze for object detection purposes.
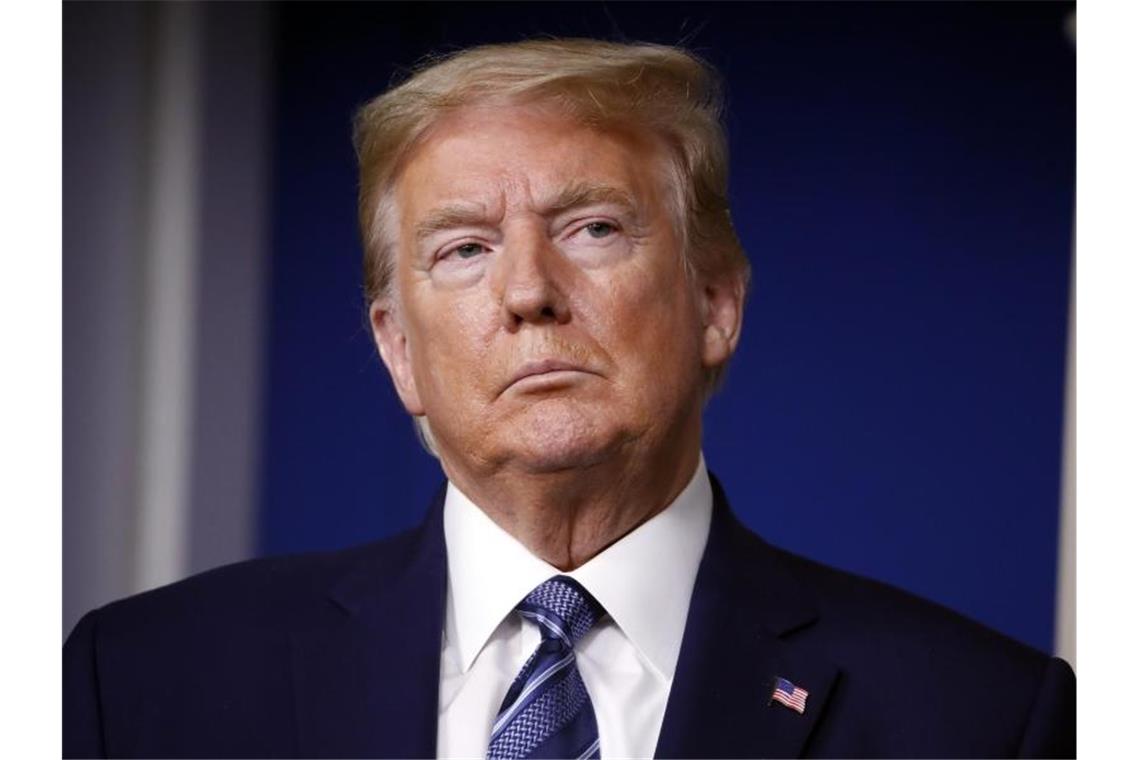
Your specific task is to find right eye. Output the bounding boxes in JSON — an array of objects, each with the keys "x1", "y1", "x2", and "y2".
[{"x1": 444, "y1": 242, "x2": 488, "y2": 260}]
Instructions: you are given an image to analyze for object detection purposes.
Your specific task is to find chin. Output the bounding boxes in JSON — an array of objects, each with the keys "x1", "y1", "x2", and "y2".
[{"x1": 497, "y1": 400, "x2": 628, "y2": 474}]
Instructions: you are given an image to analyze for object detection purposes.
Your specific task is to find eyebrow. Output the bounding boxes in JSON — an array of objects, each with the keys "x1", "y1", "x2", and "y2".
[
  {"x1": 413, "y1": 182, "x2": 641, "y2": 244},
  {"x1": 542, "y1": 182, "x2": 640, "y2": 219},
  {"x1": 414, "y1": 204, "x2": 493, "y2": 243}
]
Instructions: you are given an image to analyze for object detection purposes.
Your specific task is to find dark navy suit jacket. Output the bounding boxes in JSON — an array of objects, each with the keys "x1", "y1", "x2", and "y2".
[{"x1": 64, "y1": 478, "x2": 1076, "y2": 758}]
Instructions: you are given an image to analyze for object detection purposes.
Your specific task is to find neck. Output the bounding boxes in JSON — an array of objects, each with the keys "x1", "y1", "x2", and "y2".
[{"x1": 441, "y1": 421, "x2": 702, "y2": 571}]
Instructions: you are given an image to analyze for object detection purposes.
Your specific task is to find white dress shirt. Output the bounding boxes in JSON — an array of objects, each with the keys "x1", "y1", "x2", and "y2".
[{"x1": 436, "y1": 456, "x2": 713, "y2": 759}]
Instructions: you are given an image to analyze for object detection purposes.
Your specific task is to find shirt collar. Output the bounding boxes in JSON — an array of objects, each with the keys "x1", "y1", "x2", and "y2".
[{"x1": 443, "y1": 455, "x2": 713, "y2": 681}]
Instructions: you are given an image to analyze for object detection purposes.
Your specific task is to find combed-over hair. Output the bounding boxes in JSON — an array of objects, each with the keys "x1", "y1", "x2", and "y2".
[{"x1": 353, "y1": 38, "x2": 750, "y2": 305}]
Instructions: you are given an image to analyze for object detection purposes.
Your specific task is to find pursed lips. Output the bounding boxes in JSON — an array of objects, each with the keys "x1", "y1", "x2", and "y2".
[{"x1": 501, "y1": 359, "x2": 598, "y2": 394}]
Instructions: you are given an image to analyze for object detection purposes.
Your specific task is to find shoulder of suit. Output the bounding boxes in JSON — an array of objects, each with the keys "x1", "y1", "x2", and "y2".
[
  {"x1": 763, "y1": 539, "x2": 1058, "y2": 672},
  {"x1": 84, "y1": 525, "x2": 424, "y2": 644},
  {"x1": 738, "y1": 538, "x2": 1075, "y2": 757}
]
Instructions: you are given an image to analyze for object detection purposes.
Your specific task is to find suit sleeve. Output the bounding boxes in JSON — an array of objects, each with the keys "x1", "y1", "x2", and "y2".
[
  {"x1": 1016, "y1": 656, "x2": 1076, "y2": 759},
  {"x1": 63, "y1": 610, "x2": 107, "y2": 759}
]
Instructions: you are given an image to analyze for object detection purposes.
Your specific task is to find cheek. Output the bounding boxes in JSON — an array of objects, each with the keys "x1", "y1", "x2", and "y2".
[
  {"x1": 407, "y1": 291, "x2": 499, "y2": 397},
  {"x1": 590, "y1": 262, "x2": 702, "y2": 372}
]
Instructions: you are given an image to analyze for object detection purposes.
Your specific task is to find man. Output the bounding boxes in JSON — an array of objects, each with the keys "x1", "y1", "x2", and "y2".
[{"x1": 64, "y1": 39, "x2": 1075, "y2": 758}]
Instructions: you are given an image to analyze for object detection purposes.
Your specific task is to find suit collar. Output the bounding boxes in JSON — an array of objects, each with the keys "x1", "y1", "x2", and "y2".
[
  {"x1": 325, "y1": 484, "x2": 447, "y2": 616},
  {"x1": 290, "y1": 485, "x2": 448, "y2": 758},
  {"x1": 655, "y1": 475, "x2": 840, "y2": 758}
]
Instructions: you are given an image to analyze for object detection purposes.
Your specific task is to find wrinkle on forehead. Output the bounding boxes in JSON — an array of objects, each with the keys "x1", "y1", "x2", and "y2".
[
  {"x1": 389, "y1": 102, "x2": 682, "y2": 282},
  {"x1": 414, "y1": 180, "x2": 645, "y2": 244}
]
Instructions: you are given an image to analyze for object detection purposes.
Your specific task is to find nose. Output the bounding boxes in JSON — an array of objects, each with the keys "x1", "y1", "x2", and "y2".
[{"x1": 493, "y1": 228, "x2": 571, "y2": 331}]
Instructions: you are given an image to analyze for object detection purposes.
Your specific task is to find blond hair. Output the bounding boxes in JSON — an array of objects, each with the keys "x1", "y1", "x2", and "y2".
[{"x1": 353, "y1": 38, "x2": 750, "y2": 305}]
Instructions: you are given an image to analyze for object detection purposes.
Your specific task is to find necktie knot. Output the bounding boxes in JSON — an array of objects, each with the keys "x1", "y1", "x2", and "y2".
[{"x1": 518, "y1": 575, "x2": 602, "y2": 647}]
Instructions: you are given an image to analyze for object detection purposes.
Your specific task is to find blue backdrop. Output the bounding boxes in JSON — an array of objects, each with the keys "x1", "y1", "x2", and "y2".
[{"x1": 259, "y1": 2, "x2": 1074, "y2": 654}]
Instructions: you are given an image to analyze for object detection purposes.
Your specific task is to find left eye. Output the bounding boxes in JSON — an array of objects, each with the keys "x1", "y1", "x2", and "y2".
[{"x1": 583, "y1": 222, "x2": 616, "y2": 239}]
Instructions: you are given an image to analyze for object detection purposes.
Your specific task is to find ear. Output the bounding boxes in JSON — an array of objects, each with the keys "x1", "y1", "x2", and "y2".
[
  {"x1": 698, "y1": 271, "x2": 745, "y2": 370},
  {"x1": 369, "y1": 299, "x2": 426, "y2": 416}
]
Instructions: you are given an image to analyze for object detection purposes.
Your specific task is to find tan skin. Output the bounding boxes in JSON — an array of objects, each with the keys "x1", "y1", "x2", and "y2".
[{"x1": 371, "y1": 104, "x2": 744, "y2": 570}]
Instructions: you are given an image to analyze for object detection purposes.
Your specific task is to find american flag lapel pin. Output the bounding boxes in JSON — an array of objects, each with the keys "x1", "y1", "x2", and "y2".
[{"x1": 769, "y1": 676, "x2": 809, "y2": 714}]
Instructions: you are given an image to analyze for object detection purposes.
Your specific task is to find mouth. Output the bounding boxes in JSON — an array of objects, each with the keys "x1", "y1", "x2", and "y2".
[{"x1": 502, "y1": 359, "x2": 598, "y2": 394}]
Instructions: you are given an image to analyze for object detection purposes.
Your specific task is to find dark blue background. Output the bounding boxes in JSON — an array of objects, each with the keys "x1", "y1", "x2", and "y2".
[{"x1": 259, "y1": 2, "x2": 1074, "y2": 654}]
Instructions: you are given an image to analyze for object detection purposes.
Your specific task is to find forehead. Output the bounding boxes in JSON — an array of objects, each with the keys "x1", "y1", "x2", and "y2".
[{"x1": 393, "y1": 104, "x2": 670, "y2": 218}]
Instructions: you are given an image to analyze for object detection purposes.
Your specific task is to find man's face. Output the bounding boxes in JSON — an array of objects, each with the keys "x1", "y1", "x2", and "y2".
[{"x1": 372, "y1": 104, "x2": 739, "y2": 477}]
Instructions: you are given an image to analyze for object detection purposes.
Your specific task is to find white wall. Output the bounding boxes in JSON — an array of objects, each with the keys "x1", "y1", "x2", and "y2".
[{"x1": 62, "y1": 2, "x2": 272, "y2": 637}]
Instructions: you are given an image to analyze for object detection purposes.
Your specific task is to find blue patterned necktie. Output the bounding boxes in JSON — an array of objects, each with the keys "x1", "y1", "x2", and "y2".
[{"x1": 487, "y1": 575, "x2": 604, "y2": 760}]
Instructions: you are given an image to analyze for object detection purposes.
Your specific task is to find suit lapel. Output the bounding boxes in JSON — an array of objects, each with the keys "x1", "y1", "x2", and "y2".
[
  {"x1": 291, "y1": 488, "x2": 448, "y2": 758},
  {"x1": 655, "y1": 477, "x2": 840, "y2": 759}
]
